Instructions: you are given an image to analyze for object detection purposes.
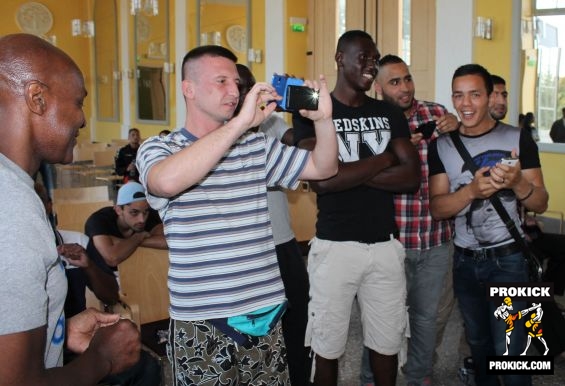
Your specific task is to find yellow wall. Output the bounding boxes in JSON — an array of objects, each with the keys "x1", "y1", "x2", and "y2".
[
  {"x1": 473, "y1": 0, "x2": 514, "y2": 98},
  {"x1": 539, "y1": 152, "x2": 565, "y2": 216},
  {"x1": 285, "y1": 0, "x2": 309, "y2": 80},
  {"x1": 472, "y1": 0, "x2": 565, "y2": 222},
  {"x1": 250, "y1": 0, "x2": 265, "y2": 81},
  {"x1": 1, "y1": 0, "x2": 94, "y2": 143},
  {"x1": 1, "y1": 0, "x2": 274, "y2": 143},
  {"x1": 200, "y1": 4, "x2": 247, "y2": 63}
]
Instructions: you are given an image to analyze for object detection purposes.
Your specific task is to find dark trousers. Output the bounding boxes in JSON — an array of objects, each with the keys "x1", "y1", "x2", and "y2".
[
  {"x1": 453, "y1": 250, "x2": 531, "y2": 386},
  {"x1": 275, "y1": 238, "x2": 312, "y2": 386}
]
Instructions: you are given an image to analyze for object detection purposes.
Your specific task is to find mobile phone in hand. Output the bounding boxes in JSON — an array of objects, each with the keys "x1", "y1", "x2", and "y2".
[
  {"x1": 271, "y1": 74, "x2": 318, "y2": 111},
  {"x1": 285, "y1": 85, "x2": 319, "y2": 111},
  {"x1": 500, "y1": 157, "x2": 518, "y2": 166},
  {"x1": 415, "y1": 121, "x2": 436, "y2": 139}
]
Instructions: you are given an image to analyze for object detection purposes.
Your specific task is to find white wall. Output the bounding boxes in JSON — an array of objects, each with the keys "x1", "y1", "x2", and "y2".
[
  {"x1": 265, "y1": 1, "x2": 285, "y2": 83},
  {"x1": 434, "y1": 0, "x2": 474, "y2": 110},
  {"x1": 175, "y1": 0, "x2": 187, "y2": 128}
]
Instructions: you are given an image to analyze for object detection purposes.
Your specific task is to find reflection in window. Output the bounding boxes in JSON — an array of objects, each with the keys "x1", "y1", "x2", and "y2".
[
  {"x1": 535, "y1": 18, "x2": 561, "y2": 136},
  {"x1": 137, "y1": 66, "x2": 166, "y2": 121},
  {"x1": 401, "y1": 0, "x2": 411, "y2": 64},
  {"x1": 531, "y1": 11, "x2": 565, "y2": 140},
  {"x1": 338, "y1": 0, "x2": 346, "y2": 37},
  {"x1": 535, "y1": 0, "x2": 565, "y2": 9}
]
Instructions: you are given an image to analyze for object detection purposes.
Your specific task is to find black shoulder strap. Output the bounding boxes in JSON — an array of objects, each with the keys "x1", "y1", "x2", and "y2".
[{"x1": 448, "y1": 131, "x2": 527, "y2": 251}]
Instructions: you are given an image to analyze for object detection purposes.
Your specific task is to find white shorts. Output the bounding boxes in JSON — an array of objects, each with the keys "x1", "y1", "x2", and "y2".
[{"x1": 305, "y1": 236, "x2": 407, "y2": 359}]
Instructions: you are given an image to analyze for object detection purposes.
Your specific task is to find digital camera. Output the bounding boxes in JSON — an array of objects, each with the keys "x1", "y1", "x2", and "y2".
[{"x1": 271, "y1": 74, "x2": 319, "y2": 112}]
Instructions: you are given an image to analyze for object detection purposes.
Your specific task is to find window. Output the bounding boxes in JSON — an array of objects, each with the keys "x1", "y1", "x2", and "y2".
[
  {"x1": 401, "y1": 0, "x2": 411, "y2": 64},
  {"x1": 532, "y1": 2, "x2": 565, "y2": 140},
  {"x1": 535, "y1": 0, "x2": 565, "y2": 9}
]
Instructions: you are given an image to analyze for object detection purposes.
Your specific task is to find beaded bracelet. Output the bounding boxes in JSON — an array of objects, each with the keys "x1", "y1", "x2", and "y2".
[{"x1": 518, "y1": 185, "x2": 535, "y2": 202}]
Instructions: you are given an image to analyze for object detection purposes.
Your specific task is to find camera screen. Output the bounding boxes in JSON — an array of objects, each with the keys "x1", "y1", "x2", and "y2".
[{"x1": 286, "y1": 85, "x2": 319, "y2": 111}]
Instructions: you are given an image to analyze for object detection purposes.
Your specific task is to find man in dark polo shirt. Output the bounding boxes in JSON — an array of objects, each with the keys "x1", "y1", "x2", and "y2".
[
  {"x1": 115, "y1": 127, "x2": 141, "y2": 183},
  {"x1": 85, "y1": 181, "x2": 167, "y2": 279}
]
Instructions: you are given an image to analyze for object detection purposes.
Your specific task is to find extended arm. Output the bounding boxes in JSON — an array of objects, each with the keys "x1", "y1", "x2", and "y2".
[{"x1": 146, "y1": 82, "x2": 280, "y2": 197}]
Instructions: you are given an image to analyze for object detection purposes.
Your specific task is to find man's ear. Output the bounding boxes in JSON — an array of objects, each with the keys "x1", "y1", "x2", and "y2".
[
  {"x1": 182, "y1": 79, "x2": 194, "y2": 99},
  {"x1": 374, "y1": 82, "x2": 383, "y2": 96},
  {"x1": 25, "y1": 81, "x2": 47, "y2": 115},
  {"x1": 487, "y1": 91, "x2": 495, "y2": 110},
  {"x1": 335, "y1": 51, "x2": 343, "y2": 68}
]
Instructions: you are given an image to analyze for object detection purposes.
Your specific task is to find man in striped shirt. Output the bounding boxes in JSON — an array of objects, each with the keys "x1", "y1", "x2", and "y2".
[
  {"x1": 370, "y1": 55, "x2": 458, "y2": 386},
  {"x1": 136, "y1": 45, "x2": 337, "y2": 385}
]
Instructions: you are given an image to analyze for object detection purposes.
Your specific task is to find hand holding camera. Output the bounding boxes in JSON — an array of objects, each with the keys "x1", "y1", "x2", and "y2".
[
  {"x1": 270, "y1": 73, "x2": 332, "y2": 125},
  {"x1": 271, "y1": 74, "x2": 319, "y2": 112}
]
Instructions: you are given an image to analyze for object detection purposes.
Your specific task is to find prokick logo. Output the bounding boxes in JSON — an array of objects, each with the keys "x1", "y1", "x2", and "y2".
[
  {"x1": 493, "y1": 298, "x2": 547, "y2": 356},
  {"x1": 486, "y1": 282, "x2": 555, "y2": 375},
  {"x1": 487, "y1": 282, "x2": 554, "y2": 302}
]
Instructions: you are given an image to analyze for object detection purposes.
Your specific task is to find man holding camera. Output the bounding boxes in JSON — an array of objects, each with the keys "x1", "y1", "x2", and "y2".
[
  {"x1": 136, "y1": 45, "x2": 337, "y2": 385},
  {"x1": 293, "y1": 31, "x2": 420, "y2": 386}
]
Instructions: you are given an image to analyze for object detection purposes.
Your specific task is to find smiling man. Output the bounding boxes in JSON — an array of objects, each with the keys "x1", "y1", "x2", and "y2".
[
  {"x1": 0, "y1": 33, "x2": 140, "y2": 385},
  {"x1": 368, "y1": 54, "x2": 459, "y2": 386},
  {"x1": 293, "y1": 31, "x2": 420, "y2": 386},
  {"x1": 489, "y1": 75, "x2": 508, "y2": 121},
  {"x1": 428, "y1": 64, "x2": 548, "y2": 386}
]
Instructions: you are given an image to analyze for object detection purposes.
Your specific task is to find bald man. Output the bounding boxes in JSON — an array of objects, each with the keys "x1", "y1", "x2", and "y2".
[{"x1": 0, "y1": 33, "x2": 140, "y2": 385}]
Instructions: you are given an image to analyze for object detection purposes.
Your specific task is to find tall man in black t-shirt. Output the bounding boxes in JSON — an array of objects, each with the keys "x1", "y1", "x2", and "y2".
[
  {"x1": 85, "y1": 181, "x2": 167, "y2": 278},
  {"x1": 293, "y1": 30, "x2": 420, "y2": 386}
]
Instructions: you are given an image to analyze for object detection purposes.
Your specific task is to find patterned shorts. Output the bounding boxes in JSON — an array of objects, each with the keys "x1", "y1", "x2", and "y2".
[{"x1": 167, "y1": 318, "x2": 290, "y2": 386}]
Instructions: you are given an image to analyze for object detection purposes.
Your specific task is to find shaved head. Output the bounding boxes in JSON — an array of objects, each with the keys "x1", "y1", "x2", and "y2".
[
  {"x1": 0, "y1": 34, "x2": 80, "y2": 97},
  {"x1": 0, "y1": 34, "x2": 87, "y2": 174}
]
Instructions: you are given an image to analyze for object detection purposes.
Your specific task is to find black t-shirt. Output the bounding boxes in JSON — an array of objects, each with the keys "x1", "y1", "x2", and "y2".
[
  {"x1": 115, "y1": 144, "x2": 139, "y2": 180},
  {"x1": 293, "y1": 94, "x2": 410, "y2": 243},
  {"x1": 85, "y1": 206, "x2": 162, "y2": 275}
]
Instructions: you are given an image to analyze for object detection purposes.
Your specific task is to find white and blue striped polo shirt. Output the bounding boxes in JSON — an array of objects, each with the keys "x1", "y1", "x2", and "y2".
[{"x1": 137, "y1": 128, "x2": 309, "y2": 321}]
